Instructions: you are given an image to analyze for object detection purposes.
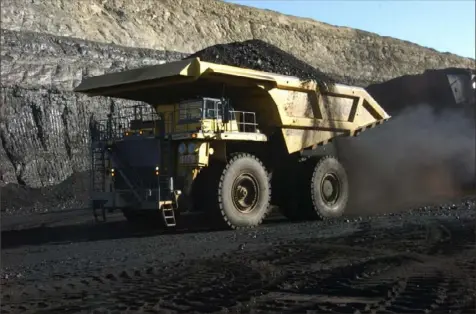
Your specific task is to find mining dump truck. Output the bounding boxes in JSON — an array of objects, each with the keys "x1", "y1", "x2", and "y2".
[{"x1": 74, "y1": 58, "x2": 390, "y2": 229}]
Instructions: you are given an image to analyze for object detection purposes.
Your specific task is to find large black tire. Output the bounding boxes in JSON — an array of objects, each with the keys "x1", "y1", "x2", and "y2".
[
  {"x1": 310, "y1": 156, "x2": 349, "y2": 219},
  {"x1": 279, "y1": 156, "x2": 349, "y2": 221},
  {"x1": 215, "y1": 153, "x2": 271, "y2": 229}
]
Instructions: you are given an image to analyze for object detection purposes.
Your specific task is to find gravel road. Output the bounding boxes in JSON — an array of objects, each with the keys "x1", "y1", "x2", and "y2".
[{"x1": 1, "y1": 199, "x2": 475, "y2": 314}]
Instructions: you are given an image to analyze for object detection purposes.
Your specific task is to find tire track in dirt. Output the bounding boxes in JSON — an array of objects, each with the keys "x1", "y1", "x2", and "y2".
[
  {"x1": 0, "y1": 246, "x2": 450, "y2": 313},
  {"x1": 0, "y1": 246, "x2": 355, "y2": 313},
  {"x1": 1, "y1": 216, "x2": 474, "y2": 313},
  {"x1": 232, "y1": 255, "x2": 475, "y2": 314}
]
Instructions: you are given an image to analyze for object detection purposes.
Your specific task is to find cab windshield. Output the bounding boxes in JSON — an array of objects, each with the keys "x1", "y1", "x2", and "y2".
[{"x1": 177, "y1": 100, "x2": 202, "y2": 124}]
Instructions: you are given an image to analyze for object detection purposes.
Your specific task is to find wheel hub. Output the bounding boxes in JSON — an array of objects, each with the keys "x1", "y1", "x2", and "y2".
[
  {"x1": 237, "y1": 186, "x2": 248, "y2": 198},
  {"x1": 322, "y1": 180, "x2": 334, "y2": 198},
  {"x1": 232, "y1": 174, "x2": 259, "y2": 213},
  {"x1": 320, "y1": 173, "x2": 340, "y2": 205}
]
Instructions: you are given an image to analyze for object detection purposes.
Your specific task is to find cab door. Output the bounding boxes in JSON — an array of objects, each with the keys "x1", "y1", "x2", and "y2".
[{"x1": 202, "y1": 99, "x2": 221, "y2": 133}]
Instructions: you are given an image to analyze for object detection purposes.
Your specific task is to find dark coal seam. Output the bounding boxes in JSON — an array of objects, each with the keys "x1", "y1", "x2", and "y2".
[
  {"x1": 29, "y1": 103, "x2": 47, "y2": 151},
  {"x1": 60, "y1": 106, "x2": 72, "y2": 161},
  {"x1": 0, "y1": 129, "x2": 23, "y2": 185}
]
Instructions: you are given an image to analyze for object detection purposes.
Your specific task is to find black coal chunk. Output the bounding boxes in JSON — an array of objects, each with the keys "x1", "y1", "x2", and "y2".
[{"x1": 185, "y1": 39, "x2": 335, "y2": 89}]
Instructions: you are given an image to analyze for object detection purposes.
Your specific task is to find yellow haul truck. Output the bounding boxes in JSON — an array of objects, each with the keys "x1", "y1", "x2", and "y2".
[{"x1": 74, "y1": 58, "x2": 390, "y2": 229}]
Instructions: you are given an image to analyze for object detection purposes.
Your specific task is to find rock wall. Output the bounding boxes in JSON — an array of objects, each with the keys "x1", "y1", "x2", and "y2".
[
  {"x1": 0, "y1": 30, "x2": 187, "y2": 188},
  {"x1": 1, "y1": 0, "x2": 473, "y2": 85}
]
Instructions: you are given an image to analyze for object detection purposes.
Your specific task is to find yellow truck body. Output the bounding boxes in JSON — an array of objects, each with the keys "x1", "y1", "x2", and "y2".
[
  {"x1": 75, "y1": 57, "x2": 389, "y2": 152},
  {"x1": 75, "y1": 57, "x2": 390, "y2": 229}
]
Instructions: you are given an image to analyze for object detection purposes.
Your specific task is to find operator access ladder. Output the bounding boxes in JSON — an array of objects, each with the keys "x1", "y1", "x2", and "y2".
[
  {"x1": 92, "y1": 146, "x2": 106, "y2": 192},
  {"x1": 91, "y1": 144, "x2": 108, "y2": 222},
  {"x1": 161, "y1": 201, "x2": 176, "y2": 227},
  {"x1": 161, "y1": 133, "x2": 177, "y2": 227}
]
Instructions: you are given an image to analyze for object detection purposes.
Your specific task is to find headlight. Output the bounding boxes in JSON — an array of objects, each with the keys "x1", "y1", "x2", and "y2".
[
  {"x1": 178, "y1": 143, "x2": 186, "y2": 154},
  {"x1": 187, "y1": 142, "x2": 197, "y2": 154}
]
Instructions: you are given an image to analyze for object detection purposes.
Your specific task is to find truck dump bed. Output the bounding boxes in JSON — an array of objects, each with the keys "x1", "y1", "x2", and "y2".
[{"x1": 75, "y1": 58, "x2": 390, "y2": 153}]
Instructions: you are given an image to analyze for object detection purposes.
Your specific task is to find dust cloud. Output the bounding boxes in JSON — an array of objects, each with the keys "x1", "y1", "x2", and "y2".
[{"x1": 338, "y1": 104, "x2": 475, "y2": 215}]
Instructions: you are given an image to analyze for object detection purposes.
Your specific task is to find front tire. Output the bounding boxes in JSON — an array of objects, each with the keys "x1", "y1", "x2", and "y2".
[{"x1": 216, "y1": 153, "x2": 271, "y2": 229}]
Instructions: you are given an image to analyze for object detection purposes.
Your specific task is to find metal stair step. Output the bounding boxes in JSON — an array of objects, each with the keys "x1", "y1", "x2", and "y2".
[{"x1": 161, "y1": 205, "x2": 176, "y2": 227}]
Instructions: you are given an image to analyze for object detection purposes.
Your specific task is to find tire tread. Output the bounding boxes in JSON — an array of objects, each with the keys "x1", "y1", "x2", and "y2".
[
  {"x1": 217, "y1": 152, "x2": 271, "y2": 230},
  {"x1": 310, "y1": 155, "x2": 348, "y2": 220}
]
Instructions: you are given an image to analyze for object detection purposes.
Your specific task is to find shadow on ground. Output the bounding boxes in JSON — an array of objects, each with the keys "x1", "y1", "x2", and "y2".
[{"x1": 1, "y1": 211, "x2": 288, "y2": 249}]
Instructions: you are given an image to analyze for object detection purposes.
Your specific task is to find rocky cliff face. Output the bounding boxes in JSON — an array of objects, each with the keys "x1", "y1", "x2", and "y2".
[
  {"x1": 2, "y1": 0, "x2": 473, "y2": 85},
  {"x1": 0, "y1": 29, "x2": 186, "y2": 188},
  {"x1": 0, "y1": 0, "x2": 474, "y2": 212}
]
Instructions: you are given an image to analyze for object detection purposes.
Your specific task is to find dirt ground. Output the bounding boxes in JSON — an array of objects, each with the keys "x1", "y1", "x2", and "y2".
[{"x1": 1, "y1": 199, "x2": 475, "y2": 314}]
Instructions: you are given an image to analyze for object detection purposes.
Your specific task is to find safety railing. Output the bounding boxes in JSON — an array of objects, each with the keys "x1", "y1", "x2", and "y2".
[
  {"x1": 230, "y1": 110, "x2": 258, "y2": 133},
  {"x1": 90, "y1": 104, "x2": 162, "y2": 143},
  {"x1": 204, "y1": 109, "x2": 259, "y2": 133},
  {"x1": 90, "y1": 103, "x2": 261, "y2": 144}
]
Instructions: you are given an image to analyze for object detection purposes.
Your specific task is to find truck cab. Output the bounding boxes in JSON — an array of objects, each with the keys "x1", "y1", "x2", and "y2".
[{"x1": 156, "y1": 97, "x2": 261, "y2": 138}]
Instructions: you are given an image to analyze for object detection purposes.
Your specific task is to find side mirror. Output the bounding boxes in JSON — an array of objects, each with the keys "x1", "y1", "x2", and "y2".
[{"x1": 222, "y1": 101, "x2": 230, "y2": 124}]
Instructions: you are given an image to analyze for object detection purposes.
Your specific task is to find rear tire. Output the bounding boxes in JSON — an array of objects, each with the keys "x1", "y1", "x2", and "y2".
[
  {"x1": 279, "y1": 156, "x2": 349, "y2": 221},
  {"x1": 215, "y1": 153, "x2": 271, "y2": 229},
  {"x1": 310, "y1": 156, "x2": 349, "y2": 219}
]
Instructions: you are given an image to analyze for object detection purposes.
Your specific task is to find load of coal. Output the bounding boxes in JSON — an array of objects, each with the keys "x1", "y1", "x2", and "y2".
[{"x1": 185, "y1": 39, "x2": 335, "y2": 90}]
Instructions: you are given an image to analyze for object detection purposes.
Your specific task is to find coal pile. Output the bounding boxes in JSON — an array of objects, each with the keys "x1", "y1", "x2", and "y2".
[
  {"x1": 185, "y1": 39, "x2": 335, "y2": 89},
  {"x1": 1, "y1": 172, "x2": 90, "y2": 214}
]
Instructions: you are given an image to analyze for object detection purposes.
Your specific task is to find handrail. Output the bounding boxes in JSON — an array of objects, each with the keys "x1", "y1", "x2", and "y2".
[{"x1": 90, "y1": 102, "x2": 261, "y2": 144}]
